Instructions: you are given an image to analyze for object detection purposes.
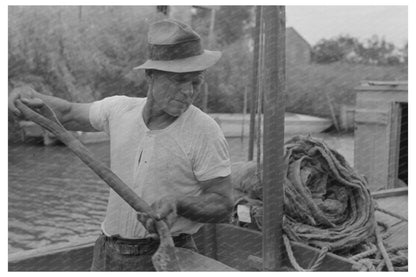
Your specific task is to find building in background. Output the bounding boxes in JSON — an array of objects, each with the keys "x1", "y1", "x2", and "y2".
[{"x1": 286, "y1": 27, "x2": 312, "y2": 66}]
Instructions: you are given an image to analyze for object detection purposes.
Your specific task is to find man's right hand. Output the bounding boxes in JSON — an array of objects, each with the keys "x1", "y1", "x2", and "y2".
[{"x1": 8, "y1": 86, "x2": 45, "y2": 119}]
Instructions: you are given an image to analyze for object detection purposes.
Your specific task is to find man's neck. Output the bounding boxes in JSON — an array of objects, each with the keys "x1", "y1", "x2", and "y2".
[{"x1": 142, "y1": 99, "x2": 177, "y2": 130}]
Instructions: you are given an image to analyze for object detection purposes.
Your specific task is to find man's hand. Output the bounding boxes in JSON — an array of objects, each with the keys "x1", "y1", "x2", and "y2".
[
  {"x1": 136, "y1": 196, "x2": 179, "y2": 238},
  {"x1": 8, "y1": 86, "x2": 45, "y2": 118}
]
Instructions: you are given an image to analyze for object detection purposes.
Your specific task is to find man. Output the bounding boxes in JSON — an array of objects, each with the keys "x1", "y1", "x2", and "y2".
[{"x1": 9, "y1": 19, "x2": 233, "y2": 271}]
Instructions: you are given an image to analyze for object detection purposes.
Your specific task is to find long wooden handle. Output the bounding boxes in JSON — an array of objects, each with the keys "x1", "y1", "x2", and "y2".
[{"x1": 16, "y1": 100, "x2": 162, "y2": 217}]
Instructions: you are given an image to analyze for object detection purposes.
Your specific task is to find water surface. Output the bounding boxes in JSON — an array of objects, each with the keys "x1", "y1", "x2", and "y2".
[{"x1": 8, "y1": 134, "x2": 353, "y2": 254}]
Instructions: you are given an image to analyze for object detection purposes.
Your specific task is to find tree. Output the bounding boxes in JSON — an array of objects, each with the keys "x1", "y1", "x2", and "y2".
[
  {"x1": 191, "y1": 6, "x2": 253, "y2": 47},
  {"x1": 312, "y1": 35, "x2": 405, "y2": 66},
  {"x1": 312, "y1": 39, "x2": 346, "y2": 63}
]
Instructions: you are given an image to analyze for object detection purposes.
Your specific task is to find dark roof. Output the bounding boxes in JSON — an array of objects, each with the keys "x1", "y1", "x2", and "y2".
[{"x1": 286, "y1": 27, "x2": 312, "y2": 50}]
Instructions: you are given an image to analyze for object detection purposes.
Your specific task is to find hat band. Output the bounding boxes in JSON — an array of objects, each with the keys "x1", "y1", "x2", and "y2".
[{"x1": 148, "y1": 40, "x2": 203, "y2": 61}]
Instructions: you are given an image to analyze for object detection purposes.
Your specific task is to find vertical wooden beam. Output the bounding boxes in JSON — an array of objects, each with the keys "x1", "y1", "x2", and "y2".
[
  {"x1": 202, "y1": 8, "x2": 216, "y2": 113},
  {"x1": 262, "y1": 6, "x2": 286, "y2": 271},
  {"x1": 208, "y1": 9, "x2": 216, "y2": 47},
  {"x1": 388, "y1": 102, "x2": 402, "y2": 188},
  {"x1": 202, "y1": 82, "x2": 209, "y2": 112},
  {"x1": 241, "y1": 86, "x2": 248, "y2": 140},
  {"x1": 256, "y1": 10, "x2": 265, "y2": 168},
  {"x1": 248, "y1": 6, "x2": 261, "y2": 161}
]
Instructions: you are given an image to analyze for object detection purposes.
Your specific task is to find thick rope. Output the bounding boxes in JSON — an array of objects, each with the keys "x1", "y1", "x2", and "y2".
[
  {"x1": 375, "y1": 225, "x2": 394, "y2": 271},
  {"x1": 377, "y1": 221, "x2": 393, "y2": 240},
  {"x1": 308, "y1": 246, "x2": 329, "y2": 271},
  {"x1": 283, "y1": 234, "x2": 305, "y2": 272},
  {"x1": 231, "y1": 135, "x2": 407, "y2": 271},
  {"x1": 357, "y1": 258, "x2": 377, "y2": 271},
  {"x1": 350, "y1": 244, "x2": 378, "y2": 260}
]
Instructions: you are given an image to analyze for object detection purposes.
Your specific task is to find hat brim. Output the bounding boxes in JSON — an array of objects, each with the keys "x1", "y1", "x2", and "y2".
[{"x1": 133, "y1": 50, "x2": 221, "y2": 73}]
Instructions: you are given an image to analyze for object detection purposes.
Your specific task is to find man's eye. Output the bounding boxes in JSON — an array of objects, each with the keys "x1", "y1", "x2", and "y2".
[{"x1": 192, "y1": 79, "x2": 202, "y2": 86}]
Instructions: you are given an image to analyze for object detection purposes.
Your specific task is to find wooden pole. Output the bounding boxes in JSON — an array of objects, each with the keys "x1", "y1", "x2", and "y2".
[
  {"x1": 262, "y1": 6, "x2": 286, "y2": 271},
  {"x1": 241, "y1": 86, "x2": 248, "y2": 141},
  {"x1": 324, "y1": 91, "x2": 340, "y2": 132},
  {"x1": 248, "y1": 6, "x2": 261, "y2": 161},
  {"x1": 202, "y1": 82, "x2": 209, "y2": 112},
  {"x1": 256, "y1": 14, "x2": 265, "y2": 170},
  {"x1": 202, "y1": 8, "x2": 216, "y2": 112},
  {"x1": 208, "y1": 9, "x2": 216, "y2": 48}
]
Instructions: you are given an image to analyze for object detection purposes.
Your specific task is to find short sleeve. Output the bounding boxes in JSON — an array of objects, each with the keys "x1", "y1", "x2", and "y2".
[
  {"x1": 89, "y1": 96, "x2": 125, "y2": 134},
  {"x1": 193, "y1": 123, "x2": 231, "y2": 182}
]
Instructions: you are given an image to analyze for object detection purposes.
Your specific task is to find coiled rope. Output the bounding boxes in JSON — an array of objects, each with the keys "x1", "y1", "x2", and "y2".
[{"x1": 232, "y1": 135, "x2": 407, "y2": 271}]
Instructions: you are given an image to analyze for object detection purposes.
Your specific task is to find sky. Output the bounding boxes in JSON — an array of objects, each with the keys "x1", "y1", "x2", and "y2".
[{"x1": 286, "y1": 6, "x2": 408, "y2": 47}]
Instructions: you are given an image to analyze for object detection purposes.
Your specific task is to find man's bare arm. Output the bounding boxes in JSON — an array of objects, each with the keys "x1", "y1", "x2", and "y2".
[
  {"x1": 9, "y1": 86, "x2": 96, "y2": 132},
  {"x1": 176, "y1": 175, "x2": 233, "y2": 223}
]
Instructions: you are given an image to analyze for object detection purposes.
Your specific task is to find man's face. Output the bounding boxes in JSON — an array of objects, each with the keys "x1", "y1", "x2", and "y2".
[{"x1": 150, "y1": 71, "x2": 203, "y2": 117}]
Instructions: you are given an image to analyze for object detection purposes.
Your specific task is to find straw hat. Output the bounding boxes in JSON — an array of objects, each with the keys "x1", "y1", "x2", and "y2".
[{"x1": 134, "y1": 19, "x2": 221, "y2": 73}]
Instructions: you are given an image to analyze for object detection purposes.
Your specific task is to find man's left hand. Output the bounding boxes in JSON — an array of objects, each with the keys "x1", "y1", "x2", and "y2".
[
  {"x1": 136, "y1": 196, "x2": 179, "y2": 236},
  {"x1": 151, "y1": 195, "x2": 179, "y2": 229}
]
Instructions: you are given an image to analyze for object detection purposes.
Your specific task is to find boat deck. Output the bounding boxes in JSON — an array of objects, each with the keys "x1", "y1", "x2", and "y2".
[{"x1": 374, "y1": 192, "x2": 408, "y2": 249}]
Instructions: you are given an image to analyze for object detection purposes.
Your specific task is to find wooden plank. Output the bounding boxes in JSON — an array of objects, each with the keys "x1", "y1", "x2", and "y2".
[
  {"x1": 9, "y1": 238, "x2": 95, "y2": 263},
  {"x1": 355, "y1": 109, "x2": 388, "y2": 125},
  {"x1": 201, "y1": 223, "x2": 217, "y2": 259},
  {"x1": 9, "y1": 242, "x2": 95, "y2": 271},
  {"x1": 364, "y1": 80, "x2": 408, "y2": 86},
  {"x1": 288, "y1": 241, "x2": 359, "y2": 271},
  {"x1": 262, "y1": 6, "x2": 286, "y2": 271},
  {"x1": 355, "y1": 85, "x2": 408, "y2": 92},
  {"x1": 214, "y1": 224, "x2": 263, "y2": 271},
  {"x1": 371, "y1": 187, "x2": 408, "y2": 199},
  {"x1": 8, "y1": 236, "x2": 236, "y2": 272},
  {"x1": 374, "y1": 195, "x2": 408, "y2": 249},
  {"x1": 387, "y1": 102, "x2": 402, "y2": 189},
  {"x1": 175, "y1": 248, "x2": 236, "y2": 271},
  {"x1": 202, "y1": 224, "x2": 358, "y2": 271},
  {"x1": 357, "y1": 90, "x2": 408, "y2": 102}
]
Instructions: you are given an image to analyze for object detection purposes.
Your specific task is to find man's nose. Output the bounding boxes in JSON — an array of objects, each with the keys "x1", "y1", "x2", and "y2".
[{"x1": 178, "y1": 83, "x2": 193, "y2": 98}]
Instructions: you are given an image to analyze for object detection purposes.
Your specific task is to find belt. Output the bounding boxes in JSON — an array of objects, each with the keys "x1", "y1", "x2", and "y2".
[{"x1": 104, "y1": 233, "x2": 192, "y2": 256}]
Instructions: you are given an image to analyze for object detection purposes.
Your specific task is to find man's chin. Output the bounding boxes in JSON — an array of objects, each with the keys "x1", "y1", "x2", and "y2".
[
  {"x1": 166, "y1": 108, "x2": 188, "y2": 117},
  {"x1": 166, "y1": 106, "x2": 189, "y2": 117}
]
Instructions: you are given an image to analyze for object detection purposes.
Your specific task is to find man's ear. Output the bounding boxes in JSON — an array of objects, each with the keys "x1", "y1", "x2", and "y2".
[
  {"x1": 145, "y1": 70, "x2": 153, "y2": 82},
  {"x1": 145, "y1": 74, "x2": 152, "y2": 83}
]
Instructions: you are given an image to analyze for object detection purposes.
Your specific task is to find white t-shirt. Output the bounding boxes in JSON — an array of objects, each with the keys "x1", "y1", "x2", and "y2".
[{"x1": 89, "y1": 95, "x2": 231, "y2": 238}]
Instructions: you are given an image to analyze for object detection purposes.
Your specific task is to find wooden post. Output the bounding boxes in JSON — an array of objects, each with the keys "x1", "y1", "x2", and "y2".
[
  {"x1": 241, "y1": 86, "x2": 248, "y2": 141},
  {"x1": 256, "y1": 13, "x2": 265, "y2": 169},
  {"x1": 208, "y1": 9, "x2": 216, "y2": 48},
  {"x1": 201, "y1": 8, "x2": 216, "y2": 113},
  {"x1": 324, "y1": 91, "x2": 340, "y2": 132},
  {"x1": 202, "y1": 82, "x2": 209, "y2": 112},
  {"x1": 248, "y1": 6, "x2": 261, "y2": 161},
  {"x1": 262, "y1": 6, "x2": 286, "y2": 271}
]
